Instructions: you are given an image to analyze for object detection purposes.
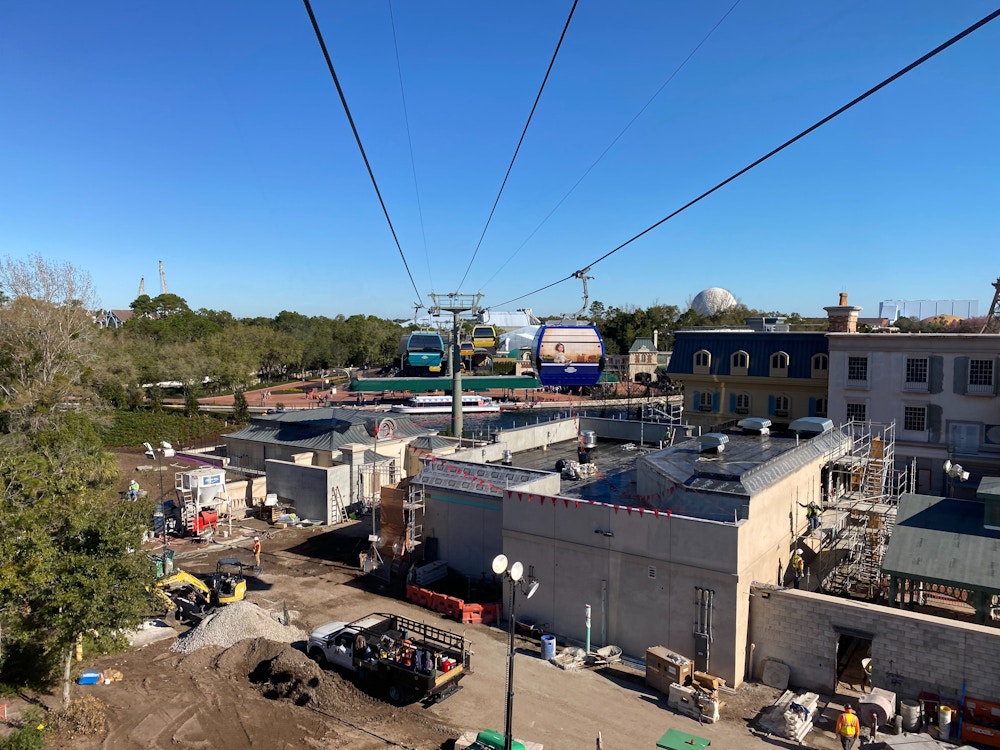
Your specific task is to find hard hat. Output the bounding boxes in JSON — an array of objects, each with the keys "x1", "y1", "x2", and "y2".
[
  {"x1": 795, "y1": 549, "x2": 803, "y2": 554},
  {"x1": 254, "y1": 536, "x2": 259, "y2": 540},
  {"x1": 845, "y1": 706, "x2": 854, "y2": 712}
]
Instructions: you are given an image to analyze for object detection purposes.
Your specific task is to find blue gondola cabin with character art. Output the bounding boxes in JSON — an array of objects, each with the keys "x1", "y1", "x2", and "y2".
[{"x1": 532, "y1": 324, "x2": 606, "y2": 387}]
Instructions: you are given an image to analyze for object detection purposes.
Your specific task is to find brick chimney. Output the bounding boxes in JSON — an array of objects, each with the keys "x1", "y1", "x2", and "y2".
[{"x1": 824, "y1": 292, "x2": 863, "y2": 333}]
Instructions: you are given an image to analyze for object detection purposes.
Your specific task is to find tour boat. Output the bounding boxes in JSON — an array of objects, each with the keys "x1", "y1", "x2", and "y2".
[{"x1": 390, "y1": 394, "x2": 500, "y2": 414}]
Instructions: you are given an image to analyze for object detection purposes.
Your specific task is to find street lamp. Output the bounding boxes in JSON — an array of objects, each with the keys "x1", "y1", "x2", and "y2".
[
  {"x1": 145, "y1": 441, "x2": 175, "y2": 554},
  {"x1": 492, "y1": 554, "x2": 540, "y2": 750},
  {"x1": 944, "y1": 459, "x2": 970, "y2": 497}
]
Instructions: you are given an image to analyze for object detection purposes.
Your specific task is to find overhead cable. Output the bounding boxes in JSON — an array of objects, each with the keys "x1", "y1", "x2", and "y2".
[
  {"x1": 478, "y1": 0, "x2": 743, "y2": 292},
  {"x1": 493, "y1": 7, "x2": 1000, "y2": 310},
  {"x1": 456, "y1": 0, "x2": 580, "y2": 292},
  {"x1": 303, "y1": 0, "x2": 423, "y2": 303}
]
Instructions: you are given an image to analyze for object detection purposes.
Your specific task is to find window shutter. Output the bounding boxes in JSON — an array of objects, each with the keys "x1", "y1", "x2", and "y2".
[
  {"x1": 712, "y1": 392, "x2": 719, "y2": 411},
  {"x1": 995, "y1": 357, "x2": 1000, "y2": 396},
  {"x1": 808, "y1": 397, "x2": 816, "y2": 417},
  {"x1": 768, "y1": 395, "x2": 775, "y2": 415},
  {"x1": 927, "y1": 404, "x2": 943, "y2": 444},
  {"x1": 693, "y1": 390, "x2": 701, "y2": 410},
  {"x1": 929, "y1": 355, "x2": 944, "y2": 394},
  {"x1": 954, "y1": 356, "x2": 969, "y2": 395},
  {"x1": 729, "y1": 393, "x2": 737, "y2": 413}
]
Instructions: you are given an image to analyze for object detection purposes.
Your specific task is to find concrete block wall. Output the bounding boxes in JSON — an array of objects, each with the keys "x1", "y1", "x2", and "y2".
[
  {"x1": 494, "y1": 417, "x2": 579, "y2": 452},
  {"x1": 748, "y1": 584, "x2": 1000, "y2": 702},
  {"x1": 265, "y1": 459, "x2": 338, "y2": 524}
]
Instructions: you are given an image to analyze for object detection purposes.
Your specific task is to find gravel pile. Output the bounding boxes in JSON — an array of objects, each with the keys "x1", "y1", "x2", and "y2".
[{"x1": 172, "y1": 600, "x2": 305, "y2": 654}]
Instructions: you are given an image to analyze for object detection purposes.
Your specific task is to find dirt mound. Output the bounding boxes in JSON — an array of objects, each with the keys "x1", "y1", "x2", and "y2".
[{"x1": 172, "y1": 600, "x2": 305, "y2": 654}]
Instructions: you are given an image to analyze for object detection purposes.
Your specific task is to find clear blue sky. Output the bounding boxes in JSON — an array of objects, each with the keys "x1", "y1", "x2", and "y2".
[{"x1": 1, "y1": 2, "x2": 997, "y2": 321}]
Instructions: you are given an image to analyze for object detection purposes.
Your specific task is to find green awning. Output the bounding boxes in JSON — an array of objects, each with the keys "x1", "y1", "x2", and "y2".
[{"x1": 350, "y1": 375, "x2": 540, "y2": 393}]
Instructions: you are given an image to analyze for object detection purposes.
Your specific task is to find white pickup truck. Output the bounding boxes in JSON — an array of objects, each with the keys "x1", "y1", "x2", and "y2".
[{"x1": 307, "y1": 612, "x2": 470, "y2": 704}]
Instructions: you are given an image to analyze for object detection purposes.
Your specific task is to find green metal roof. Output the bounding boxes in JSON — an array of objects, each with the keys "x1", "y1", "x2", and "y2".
[
  {"x1": 349, "y1": 376, "x2": 540, "y2": 392},
  {"x1": 882, "y1": 492, "x2": 1000, "y2": 593}
]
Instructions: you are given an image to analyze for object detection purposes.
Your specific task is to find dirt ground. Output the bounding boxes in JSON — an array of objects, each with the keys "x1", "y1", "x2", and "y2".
[{"x1": 1, "y1": 451, "x2": 855, "y2": 750}]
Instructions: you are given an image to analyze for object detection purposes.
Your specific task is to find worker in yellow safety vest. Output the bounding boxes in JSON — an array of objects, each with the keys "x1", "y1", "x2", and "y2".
[
  {"x1": 790, "y1": 549, "x2": 804, "y2": 589},
  {"x1": 836, "y1": 705, "x2": 860, "y2": 750}
]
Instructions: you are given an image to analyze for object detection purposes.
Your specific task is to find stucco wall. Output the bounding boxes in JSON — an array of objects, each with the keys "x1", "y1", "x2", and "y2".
[
  {"x1": 501, "y1": 490, "x2": 746, "y2": 684},
  {"x1": 494, "y1": 417, "x2": 580, "y2": 452},
  {"x1": 748, "y1": 583, "x2": 1000, "y2": 701}
]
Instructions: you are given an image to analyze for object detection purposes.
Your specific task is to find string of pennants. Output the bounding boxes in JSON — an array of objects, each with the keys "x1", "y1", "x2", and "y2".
[{"x1": 408, "y1": 446, "x2": 681, "y2": 518}]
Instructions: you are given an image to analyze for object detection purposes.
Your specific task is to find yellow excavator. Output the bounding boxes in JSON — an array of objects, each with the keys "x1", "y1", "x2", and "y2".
[{"x1": 155, "y1": 557, "x2": 248, "y2": 624}]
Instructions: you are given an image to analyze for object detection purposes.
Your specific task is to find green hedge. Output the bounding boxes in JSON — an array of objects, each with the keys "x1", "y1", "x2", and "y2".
[{"x1": 99, "y1": 409, "x2": 237, "y2": 448}]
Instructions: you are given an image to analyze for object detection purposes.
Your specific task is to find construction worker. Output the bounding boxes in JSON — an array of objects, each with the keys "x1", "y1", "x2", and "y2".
[
  {"x1": 836, "y1": 705, "x2": 861, "y2": 750},
  {"x1": 252, "y1": 536, "x2": 261, "y2": 569},
  {"x1": 127, "y1": 479, "x2": 140, "y2": 500},
  {"x1": 791, "y1": 549, "x2": 805, "y2": 589},
  {"x1": 799, "y1": 500, "x2": 821, "y2": 533}
]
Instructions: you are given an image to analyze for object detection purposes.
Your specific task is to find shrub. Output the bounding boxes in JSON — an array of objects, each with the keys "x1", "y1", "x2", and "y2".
[{"x1": 50, "y1": 696, "x2": 108, "y2": 737}]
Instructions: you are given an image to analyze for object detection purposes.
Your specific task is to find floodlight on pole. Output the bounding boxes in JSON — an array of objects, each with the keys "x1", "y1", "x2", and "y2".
[{"x1": 492, "y1": 553, "x2": 540, "y2": 750}]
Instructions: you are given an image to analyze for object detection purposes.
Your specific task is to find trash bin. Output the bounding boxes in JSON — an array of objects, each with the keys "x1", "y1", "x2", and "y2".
[{"x1": 541, "y1": 634, "x2": 556, "y2": 661}]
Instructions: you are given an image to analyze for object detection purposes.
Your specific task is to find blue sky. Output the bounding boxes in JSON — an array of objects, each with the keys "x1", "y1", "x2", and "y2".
[{"x1": 1, "y1": 2, "x2": 997, "y2": 321}]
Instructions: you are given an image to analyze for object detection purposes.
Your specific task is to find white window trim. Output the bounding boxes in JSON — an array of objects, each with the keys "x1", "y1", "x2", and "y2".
[
  {"x1": 846, "y1": 355, "x2": 870, "y2": 388},
  {"x1": 769, "y1": 351, "x2": 789, "y2": 377},
  {"x1": 902, "y1": 402, "x2": 928, "y2": 434},
  {"x1": 694, "y1": 349, "x2": 711, "y2": 374},
  {"x1": 903, "y1": 355, "x2": 929, "y2": 392}
]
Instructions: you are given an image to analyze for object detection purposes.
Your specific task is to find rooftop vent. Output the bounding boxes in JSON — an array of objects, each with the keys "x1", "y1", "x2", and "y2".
[
  {"x1": 737, "y1": 417, "x2": 772, "y2": 436},
  {"x1": 699, "y1": 433, "x2": 730, "y2": 454},
  {"x1": 789, "y1": 417, "x2": 834, "y2": 436}
]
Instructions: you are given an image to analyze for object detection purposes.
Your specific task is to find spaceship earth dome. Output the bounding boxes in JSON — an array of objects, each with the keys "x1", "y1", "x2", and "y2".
[{"x1": 691, "y1": 287, "x2": 738, "y2": 317}]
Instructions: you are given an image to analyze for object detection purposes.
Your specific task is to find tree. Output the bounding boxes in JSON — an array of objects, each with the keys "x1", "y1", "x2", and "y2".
[
  {"x1": 0, "y1": 415, "x2": 156, "y2": 704},
  {"x1": 232, "y1": 389, "x2": 250, "y2": 423},
  {"x1": 0, "y1": 255, "x2": 99, "y2": 431}
]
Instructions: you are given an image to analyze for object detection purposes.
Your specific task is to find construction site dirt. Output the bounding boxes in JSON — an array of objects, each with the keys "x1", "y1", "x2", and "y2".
[{"x1": 17, "y1": 450, "x2": 856, "y2": 750}]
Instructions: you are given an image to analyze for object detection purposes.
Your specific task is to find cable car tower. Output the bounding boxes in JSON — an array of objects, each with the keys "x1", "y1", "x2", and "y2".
[
  {"x1": 980, "y1": 276, "x2": 1000, "y2": 334},
  {"x1": 428, "y1": 292, "x2": 483, "y2": 437}
]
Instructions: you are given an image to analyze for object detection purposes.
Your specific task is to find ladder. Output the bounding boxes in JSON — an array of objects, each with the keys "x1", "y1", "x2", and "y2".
[{"x1": 331, "y1": 486, "x2": 349, "y2": 524}]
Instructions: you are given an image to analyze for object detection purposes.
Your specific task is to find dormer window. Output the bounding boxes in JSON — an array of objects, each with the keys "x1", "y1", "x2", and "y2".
[{"x1": 770, "y1": 351, "x2": 789, "y2": 376}]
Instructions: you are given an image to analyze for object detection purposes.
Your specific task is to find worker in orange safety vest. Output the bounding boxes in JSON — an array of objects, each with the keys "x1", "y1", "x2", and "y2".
[{"x1": 836, "y1": 705, "x2": 860, "y2": 750}]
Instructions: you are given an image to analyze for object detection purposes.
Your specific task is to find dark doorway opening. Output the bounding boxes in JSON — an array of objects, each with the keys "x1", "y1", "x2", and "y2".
[{"x1": 836, "y1": 633, "x2": 872, "y2": 695}]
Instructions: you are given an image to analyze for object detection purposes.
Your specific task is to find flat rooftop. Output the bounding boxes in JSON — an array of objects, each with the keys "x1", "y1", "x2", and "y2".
[{"x1": 501, "y1": 438, "x2": 643, "y2": 504}]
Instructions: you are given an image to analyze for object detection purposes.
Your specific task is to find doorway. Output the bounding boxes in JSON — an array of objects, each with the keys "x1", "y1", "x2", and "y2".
[{"x1": 835, "y1": 631, "x2": 873, "y2": 695}]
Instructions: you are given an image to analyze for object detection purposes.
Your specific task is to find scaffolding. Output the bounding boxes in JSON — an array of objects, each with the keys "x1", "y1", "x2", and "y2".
[{"x1": 818, "y1": 421, "x2": 909, "y2": 599}]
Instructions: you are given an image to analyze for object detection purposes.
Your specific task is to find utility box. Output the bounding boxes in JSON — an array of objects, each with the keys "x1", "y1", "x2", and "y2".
[
  {"x1": 176, "y1": 468, "x2": 227, "y2": 507},
  {"x1": 646, "y1": 646, "x2": 693, "y2": 693}
]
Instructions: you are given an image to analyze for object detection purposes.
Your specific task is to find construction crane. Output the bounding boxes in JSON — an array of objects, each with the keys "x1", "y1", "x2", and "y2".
[
  {"x1": 159, "y1": 260, "x2": 168, "y2": 295},
  {"x1": 979, "y1": 276, "x2": 1000, "y2": 334}
]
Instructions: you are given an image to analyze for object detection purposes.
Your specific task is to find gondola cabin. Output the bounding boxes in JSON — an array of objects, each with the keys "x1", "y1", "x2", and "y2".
[
  {"x1": 402, "y1": 332, "x2": 446, "y2": 376},
  {"x1": 472, "y1": 324, "x2": 499, "y2": 350},
  {"x1": 532, "y1": 324, "x2": 605, "y2": 387}
]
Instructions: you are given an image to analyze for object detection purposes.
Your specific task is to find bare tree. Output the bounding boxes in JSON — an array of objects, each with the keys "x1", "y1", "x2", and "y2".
[{"x1": 0, "y1": 255, "x2": 100, "y2": 430}]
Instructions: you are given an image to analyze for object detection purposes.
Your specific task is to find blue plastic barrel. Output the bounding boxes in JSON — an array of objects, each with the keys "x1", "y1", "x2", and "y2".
[{"x1": 541, "y1": 634, "x2": 556, "y2": 661}]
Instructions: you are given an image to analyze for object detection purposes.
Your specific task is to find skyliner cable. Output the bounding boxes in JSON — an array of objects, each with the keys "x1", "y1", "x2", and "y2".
[
  {"x1": 389, "y1": 0, "x2": 434, "y2": 294},
  {"x1": 490, "y1": 6, "x2": 1000, "y2": 311},
  {"x1": 476, "y1": 0, "x2": 744, "y2": 293},
  {"x1": 303, "y1": 0, "x2": 423, "y2": 303},
  {"x1": 456, "y1": 0, "x2": 580, "y2": 293}
]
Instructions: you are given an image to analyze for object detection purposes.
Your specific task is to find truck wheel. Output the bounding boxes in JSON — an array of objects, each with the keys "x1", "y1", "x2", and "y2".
[
  {"x1": 387, "y1": 685, "x2": 405, "y2": 705},
  {"x1": 308, "y1": 648, "x2": 328, "y2": 666}
]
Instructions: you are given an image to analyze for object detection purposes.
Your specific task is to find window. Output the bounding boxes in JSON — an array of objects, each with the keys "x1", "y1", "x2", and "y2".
[
  {"x1": 905, "y1": 357, "x2": 928, "y2": 390},
  {"x1": 694, "y1": 350, "x2": 711, "y2": 372},
  {"x1": 735, "y1": 393, "x2": 750, "y2": 415},
  {"x1": 969, "y1": 359, "x2": 995, "y2": 394},
  {"x1": 648, "y1": 566, "x2": 657, "y2": 579},
  {"x1": 731, "y1": 351, "x2": 748, "y2": 371},
  {"x1": 770, "y1": 352, "x2": 789, "y2": 369},
  {"x1": 774, "y1": 395, "x2": 790, "y2": 417},
  {"x1": 847, "y1": 356, "x2": 869, "y2": 386},
  {"x1": 815, "y1": 398, "x2": 828, "y2": 417},
  {"x1": 904, "y1": 405, "x2": 927, "y2": 432},
  {"x1": 698, "y1": 391, "x2": 714, "y2": 412},
  {"x1": 812, "y1": 354, "x2": 829, "y2": 372},
  {"x1": 846, "y1": 402, "x2": 867, "y2": 422}
]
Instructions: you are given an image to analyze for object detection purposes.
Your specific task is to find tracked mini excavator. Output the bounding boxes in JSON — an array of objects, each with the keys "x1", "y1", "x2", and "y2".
[{"x1": 155, "y1": 557, "x2": 248, "y2": 624}]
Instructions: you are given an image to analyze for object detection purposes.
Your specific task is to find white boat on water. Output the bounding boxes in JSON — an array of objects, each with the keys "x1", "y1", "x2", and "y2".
[{"x1": 390, "y1": 394, "x2": 501, "y2": 414}]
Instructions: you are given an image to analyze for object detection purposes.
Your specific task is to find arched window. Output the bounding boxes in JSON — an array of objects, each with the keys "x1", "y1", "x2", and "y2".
[
  {"x1": 770, "y1": 351, "x2": 789, "y2": 376},
  {"x1": 735, "y1": 393, "x2": 751, "y2": 414},
  {"x1": 774, "y1": 394, "x2": 790, "y2": 417},
  {"x1": 731, "y1": 350, "x2": 749, "y2": 373},
  {"x1": 694, "y1": 350, "x2": 711, "y2": 373},
  {"x1": 812, "y1": 353, "x2": 828, "y2": 377}
]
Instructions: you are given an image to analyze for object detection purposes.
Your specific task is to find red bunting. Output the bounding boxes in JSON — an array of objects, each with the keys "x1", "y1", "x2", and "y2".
[
  {"x1": 667, "y1": 509, "x2": 672, "y2": 517},
  {"x1": 613, "y1": 505, "x2": 620, "y2": 514},
  {"x1": 626, "y1": 507, "x2": 632, "y2": 516},
  {"x1": 563, "y1": 498, "x2": 569, "y2": 508},
  {"x1": 574, "y1": 501, "x2": 581, "y2": 508},
  {"x1": 517, "y1": 492, "x2": 523, "y2": 502},
  {"x1": 527, "y1": 495, "x2": 533, "y2": 503}
]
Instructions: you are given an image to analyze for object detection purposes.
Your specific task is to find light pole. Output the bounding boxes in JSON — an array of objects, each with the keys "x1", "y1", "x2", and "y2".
[
  {"x1": 492, "y1": 554, "x2": 540, "y2": 750},
  {"x1": 943, "y1": 459, "x2": 969, "y2": 497},
  {"x1": 144, "y1": 441, "x2": 175, "y2": 555}
]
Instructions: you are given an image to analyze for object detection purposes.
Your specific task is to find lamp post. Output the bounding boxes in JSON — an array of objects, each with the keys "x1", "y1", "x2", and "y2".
[
  {"x1": 492, "y1": 554, "x2": 540, "y2": 750},
  {"x1": 943, "y1": 459, "x2": 970, "y2": 497},
  {"x1": 144, "y1": 441, "x2": 175, "y2": 554}
]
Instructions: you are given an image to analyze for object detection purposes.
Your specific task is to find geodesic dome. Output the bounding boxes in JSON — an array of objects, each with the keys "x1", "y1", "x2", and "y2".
[{"x1": 691, "y1": 287, "x2": 737, "y2": 317}]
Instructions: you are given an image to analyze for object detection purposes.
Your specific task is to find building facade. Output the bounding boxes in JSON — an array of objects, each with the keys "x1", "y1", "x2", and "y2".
[
  {"x1": 666, "y1": 330, "x2": 830, "y2": 428},
  {"x1": 827, "y1": 333, "x2": 1000, "y2": 495}
]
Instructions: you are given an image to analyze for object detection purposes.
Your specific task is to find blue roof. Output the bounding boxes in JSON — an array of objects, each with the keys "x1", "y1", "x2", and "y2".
[{"x1": 666, "y1": 331, "x2": 828, "y2": 378}]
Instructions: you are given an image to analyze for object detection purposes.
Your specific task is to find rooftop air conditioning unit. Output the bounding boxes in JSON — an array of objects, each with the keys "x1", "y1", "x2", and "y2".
[
  {"x1": 737, "y1": 417, "x2": 772, "y2": 436},
  {"x1": 789, "y1": 417, "x2": 834, "y2": 436},
  {"x1": 699, "y1": 433, "x2": 730, "y2": 454}
]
